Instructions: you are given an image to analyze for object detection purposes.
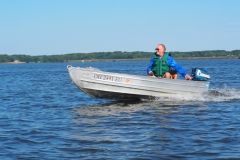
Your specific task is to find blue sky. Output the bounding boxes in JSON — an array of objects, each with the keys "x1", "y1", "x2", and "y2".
[{"x1": 1, "y1": 0, "x2": 240, "y2": 55}]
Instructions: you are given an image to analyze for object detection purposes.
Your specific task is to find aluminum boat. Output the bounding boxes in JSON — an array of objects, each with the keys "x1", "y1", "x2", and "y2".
[{"x1": 67, "y1": 65, "x2": 210, "y2": 100}]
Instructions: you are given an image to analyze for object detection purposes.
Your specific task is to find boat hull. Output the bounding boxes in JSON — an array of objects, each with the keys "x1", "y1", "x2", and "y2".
[{"x1": 67, "y1": 65, "x2": 210, "y2": 100}]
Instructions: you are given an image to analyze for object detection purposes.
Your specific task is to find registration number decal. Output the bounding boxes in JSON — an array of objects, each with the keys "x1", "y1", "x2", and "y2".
[{"x1": 94, "y1": 74, "x2": 122, "y2": 82}]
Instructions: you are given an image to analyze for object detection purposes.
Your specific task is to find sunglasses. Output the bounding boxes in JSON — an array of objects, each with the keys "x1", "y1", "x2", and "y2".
[{"x1": 155, "y1": 48, "x2": 160, "y2": 51}]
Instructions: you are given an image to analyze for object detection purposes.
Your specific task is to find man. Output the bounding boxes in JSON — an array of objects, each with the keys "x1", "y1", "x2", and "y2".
[{"x1": 147, "y1": 44, "x2": 192, "y2": 80}]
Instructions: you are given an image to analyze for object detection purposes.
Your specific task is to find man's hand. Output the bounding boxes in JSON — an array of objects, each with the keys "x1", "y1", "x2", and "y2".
[
  {"x1": 148, "y1": 71, "x2": 154, "y2": 76},
  {"x1": 185, "y1": 75, "x2": 192, "y2": 80}
]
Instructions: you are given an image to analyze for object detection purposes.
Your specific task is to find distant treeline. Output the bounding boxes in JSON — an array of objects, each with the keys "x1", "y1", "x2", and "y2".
[{"x1": 0, "y1": 50, "x2": 240, "y2": 63}]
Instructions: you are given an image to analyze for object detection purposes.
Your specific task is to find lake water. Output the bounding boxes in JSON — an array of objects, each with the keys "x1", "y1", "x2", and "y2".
[{"x1": 1, "y1": 59, "x2": 240, "y2": 159}]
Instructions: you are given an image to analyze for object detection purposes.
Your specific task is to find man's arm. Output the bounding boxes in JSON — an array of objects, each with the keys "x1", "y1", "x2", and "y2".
[{"x1": 147, "y1": 57, "x2": 154, "y2": 75}]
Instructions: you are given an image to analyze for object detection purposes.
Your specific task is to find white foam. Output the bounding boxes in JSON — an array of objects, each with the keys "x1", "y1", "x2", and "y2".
[{"x1": 141, "y1": 88, "x2": 240, "y2": 102}]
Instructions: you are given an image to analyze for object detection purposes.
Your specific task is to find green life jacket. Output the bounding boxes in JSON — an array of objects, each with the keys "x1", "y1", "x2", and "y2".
[{"x1": 152, "y1": 52, "x2": 170, "y2": 77}]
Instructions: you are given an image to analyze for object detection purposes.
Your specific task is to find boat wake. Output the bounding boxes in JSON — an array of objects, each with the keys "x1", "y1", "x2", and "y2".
[
  {"x1": 206, "y1": 88, "x2": 240, "y2": 102},
  {"x1": 141, "y1": 88, "x2": 240, "y2": 102}
]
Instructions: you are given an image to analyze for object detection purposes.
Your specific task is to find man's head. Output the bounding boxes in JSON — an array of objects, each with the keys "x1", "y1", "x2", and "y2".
[{"x1": 155, "y1": 44, "x2": 166, "y2": 58}]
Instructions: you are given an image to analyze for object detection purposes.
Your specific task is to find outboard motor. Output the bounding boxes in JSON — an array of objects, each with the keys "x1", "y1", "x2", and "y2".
[{"x1": 191, "y1": 68, "x2": 210, "y2": 81}]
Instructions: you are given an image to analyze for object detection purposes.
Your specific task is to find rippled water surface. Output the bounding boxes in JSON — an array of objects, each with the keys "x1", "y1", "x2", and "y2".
[{"x1": 1, "y1": 59, "x2": 240, "y2": 159}]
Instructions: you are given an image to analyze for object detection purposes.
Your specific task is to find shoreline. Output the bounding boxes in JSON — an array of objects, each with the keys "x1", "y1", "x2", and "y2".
[
  {"x1": 68, "y1": 56, "x2": 239, "y2": 62},
  {"x1": 2, "y1": 61, "x2": 26, "y2": 64},
  {"x1": 0, "y1": 56, "x2": 239, "y2": 64}
]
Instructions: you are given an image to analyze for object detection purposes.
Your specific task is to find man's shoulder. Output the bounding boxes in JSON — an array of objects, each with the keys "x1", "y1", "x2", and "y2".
[{"x1": 164, "y1": 52, "x2": 171, "y2": 56}]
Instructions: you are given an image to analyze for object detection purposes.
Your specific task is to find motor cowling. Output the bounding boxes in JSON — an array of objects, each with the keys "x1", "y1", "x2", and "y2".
[{"x1": 191, "y1": 68, "x2": 210, "y2": 81}]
